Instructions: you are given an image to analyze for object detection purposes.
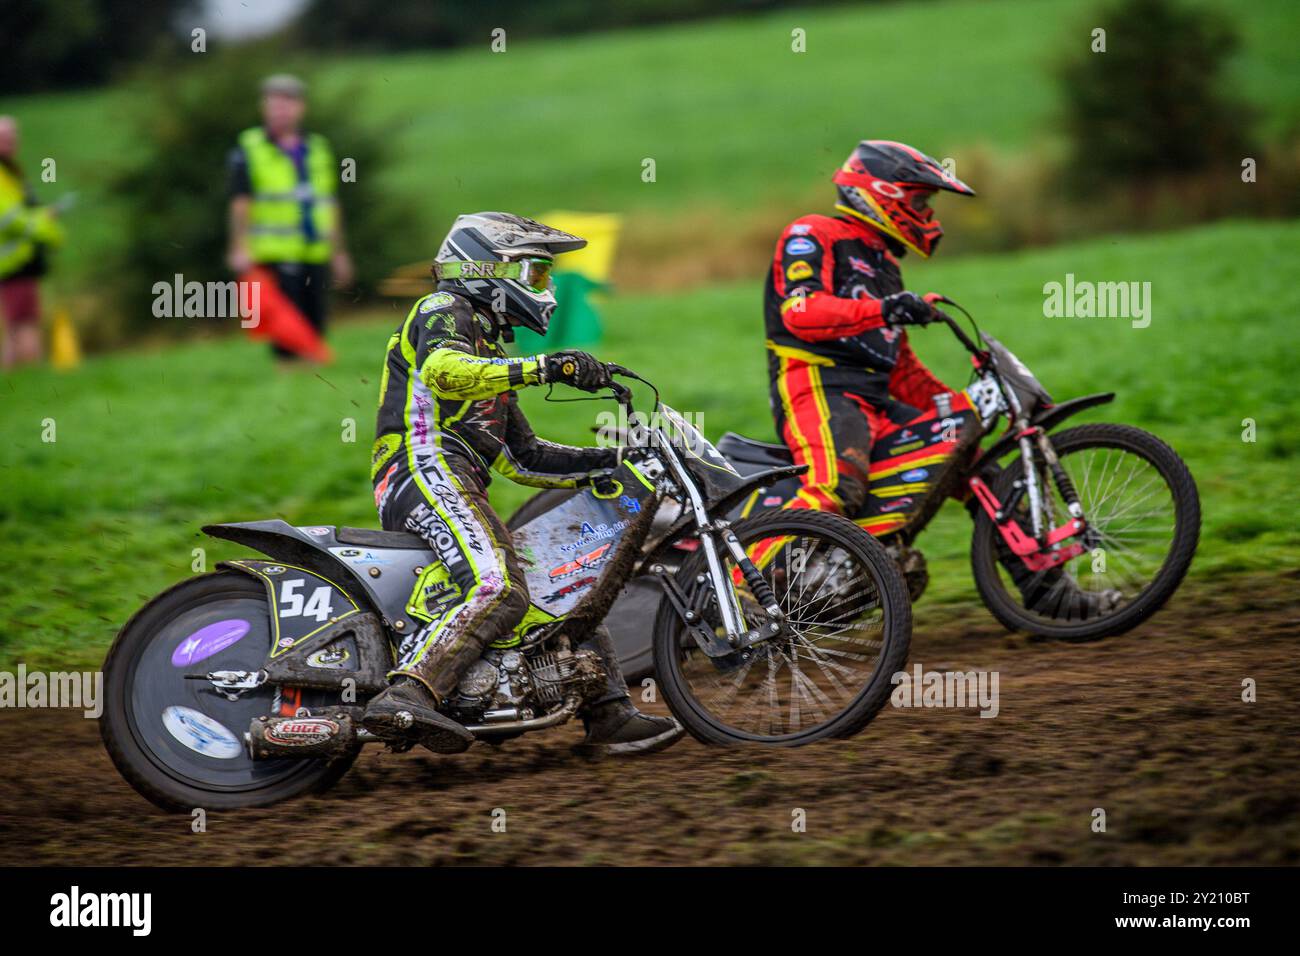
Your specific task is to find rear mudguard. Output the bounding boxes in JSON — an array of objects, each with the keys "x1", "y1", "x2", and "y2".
[
  {"x1": 977, "y1": 393, "x2": 1116, "y2": 468},
  {"x1": 218, "y1": 558, "x2": 392, "y2": 694},
  {"x1": 204, "y1": 520, "x2": 433, "y2": 638}
]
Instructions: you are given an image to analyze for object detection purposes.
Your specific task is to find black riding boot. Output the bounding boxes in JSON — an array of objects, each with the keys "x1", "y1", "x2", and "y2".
[
  {"x1": 575, "y1": 626, "x2": 683, "y2": 757},
  {"x1": 363, "y1": 677, "x2": 474, "y2": 754},
  {"x1": 967, "y1": 500, "x2": 1121, "y2": 620}
]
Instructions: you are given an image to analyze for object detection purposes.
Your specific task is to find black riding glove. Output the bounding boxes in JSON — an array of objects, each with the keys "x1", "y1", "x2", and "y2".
[
  {"x1": 881, "y1": 291, "x2": 933, "y2": 327},
  {"x1": 544, "y1": 350, "x2": 612, "y2": 391}
]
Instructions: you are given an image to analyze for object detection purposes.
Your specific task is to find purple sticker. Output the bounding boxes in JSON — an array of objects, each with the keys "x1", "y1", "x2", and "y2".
[{"x1": 171, "y1": 619, "x2": 251, "y2": 667}]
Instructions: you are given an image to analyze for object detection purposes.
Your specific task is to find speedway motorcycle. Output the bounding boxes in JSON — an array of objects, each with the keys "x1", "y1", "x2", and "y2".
[
  {"x1": 510, "y1": 300, "x2": 1201, "y2": 679},
  {"x1": 101, "y1": 367, "x2": 912, "y2": 811}
]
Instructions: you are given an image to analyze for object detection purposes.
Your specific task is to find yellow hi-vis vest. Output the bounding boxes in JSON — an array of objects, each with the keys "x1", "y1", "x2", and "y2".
[
  {"x1": 0, "y1": 163, "x2": 63, "y2": 280},
  {"x1": 239, "y1": 127, "x2": 337, "y2": 265}
]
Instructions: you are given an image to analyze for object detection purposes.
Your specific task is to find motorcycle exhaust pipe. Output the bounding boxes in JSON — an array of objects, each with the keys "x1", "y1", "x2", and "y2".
[
  {"x1": 247, "y1": 698, "x2": 583, "y2": 755},
  {"x1": 463, "y1": 696, "x2": 581, "y2": 735},
  {"x1": 246, "y1": 712, "x2": 358, "y2": 760}
]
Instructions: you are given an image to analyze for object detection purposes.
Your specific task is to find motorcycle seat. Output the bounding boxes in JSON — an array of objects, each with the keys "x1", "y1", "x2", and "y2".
[
  {"x1": 716, "y1": 431, "x2": 795, "y2": 469},
  {"x1": 335, "y1": 527, "x2": 428, "y2": 549}
]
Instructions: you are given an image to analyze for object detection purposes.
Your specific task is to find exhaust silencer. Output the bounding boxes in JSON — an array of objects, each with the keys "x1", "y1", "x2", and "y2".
[{"x1": 247, "y1": 712, "x2": 357, "y2": 760}]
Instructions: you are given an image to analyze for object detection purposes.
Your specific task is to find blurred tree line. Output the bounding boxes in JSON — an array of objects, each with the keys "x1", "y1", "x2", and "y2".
[
  {"x1": 4, "y1": 0, "x2": 863, "y2": 93},
  {"x1": 0, "y1": 0, "x2": 200, "y2": 94},
  {"x1": 935, "y1": 0, "x2": 1290, "y2": 258},
  {"x1": 11, "y1": 0, "x2": 1293, "y2": 349},
  {"x1": 1057, "y1": 0, "x2": 1254, "y2": 191},
  {"x1": 295, "y1": 0, "x2": 854, "y2": 51}
]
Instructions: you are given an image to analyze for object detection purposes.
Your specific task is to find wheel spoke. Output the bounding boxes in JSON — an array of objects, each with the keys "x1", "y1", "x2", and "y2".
[
  {"x1": 675, "y1": 520, "x2": 895, "y2": 740},
  {"x1": 994, "y1": 437, "x2": 1181, "y2": 628}
]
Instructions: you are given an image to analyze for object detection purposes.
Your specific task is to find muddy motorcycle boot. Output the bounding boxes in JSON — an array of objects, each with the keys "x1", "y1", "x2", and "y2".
[
  {"x1": 973, "y1": 502, "x2": 1123, "y2": 621},
  {"x1": 575, "y1": 698, "x2": 684, "y2": 757},
  {"x1": 1016, "y1": 565, "x2": 1123, "y2": 621},
  {"x1": 887, "y1": 543, "x2": 929, "y2": 602},
  {"x1": 363, "y1": 677, "x2": 474, "y2": 754},
  {"x1": 573, "y1": 625, "x2": 684, "y2": 757}
]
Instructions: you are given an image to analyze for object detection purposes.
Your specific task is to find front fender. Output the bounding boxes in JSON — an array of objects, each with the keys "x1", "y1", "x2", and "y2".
[
  {"x1": 711, "y1": 463, "x2": 808, "y2": 519},
  {"x1": 979, "y1": 392, "x2": 1116, "y2": 465},
  {"x1": 643, "y1": 463, "x2": 808, "y2": 567}
]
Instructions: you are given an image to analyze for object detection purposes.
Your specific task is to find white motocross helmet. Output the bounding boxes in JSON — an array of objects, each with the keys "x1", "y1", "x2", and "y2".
[{"x1": 432, "y1": 212, "x2": 586, "y2": 334}]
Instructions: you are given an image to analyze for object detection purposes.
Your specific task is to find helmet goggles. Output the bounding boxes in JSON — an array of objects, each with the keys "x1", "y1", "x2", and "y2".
[{"x1": 433, "y1": 256, "x2": 555, "y2": 293}]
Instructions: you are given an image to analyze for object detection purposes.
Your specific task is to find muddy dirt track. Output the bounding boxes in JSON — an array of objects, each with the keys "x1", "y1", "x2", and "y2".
[{"x1": 2, "y1": 574, "x2": 1297, "y2": 866}]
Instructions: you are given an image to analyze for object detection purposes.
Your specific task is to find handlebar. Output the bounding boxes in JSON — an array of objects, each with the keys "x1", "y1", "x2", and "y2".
[
  {"x1": 608, "y1": 380, "x2": 634, "y2": 405},
  {"x1": 924, "y1": 296, "x2": 984, "y2": 357},
  {"x1": 604, "y1": 362, "x2": 635, "y2": 405}
]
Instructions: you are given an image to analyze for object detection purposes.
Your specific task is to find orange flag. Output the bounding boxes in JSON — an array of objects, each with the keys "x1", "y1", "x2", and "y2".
[{"x1": 240, "y1": 267, "x2": 333, "y2": 363}]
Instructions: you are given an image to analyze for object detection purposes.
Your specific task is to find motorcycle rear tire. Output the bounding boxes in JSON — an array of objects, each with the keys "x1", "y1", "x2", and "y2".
[{"x1": 100, "y1": 572, "x2": 358, "y2": 812}]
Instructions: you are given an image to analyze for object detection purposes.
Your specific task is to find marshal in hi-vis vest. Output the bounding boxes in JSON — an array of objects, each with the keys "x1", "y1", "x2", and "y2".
[
  {"x1": 0, "y1": 163, "x2": 63, "y2": 280},
  {"x1": 238, "y1": 127, "x2": 337, "y2": 265}
]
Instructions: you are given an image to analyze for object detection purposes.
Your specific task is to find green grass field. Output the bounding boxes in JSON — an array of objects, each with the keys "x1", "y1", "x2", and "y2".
[
  {"x1": 5, "y1": 0, "x2": 1299, "y2": 286},
  {"x1": 2, "y1": 218, "x2": 1298, "y2": 671}
]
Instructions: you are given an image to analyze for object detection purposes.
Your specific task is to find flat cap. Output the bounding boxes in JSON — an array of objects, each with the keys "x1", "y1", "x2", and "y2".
[{"x1": 261, "y1": 74, "x2": 307, "y2": 98}]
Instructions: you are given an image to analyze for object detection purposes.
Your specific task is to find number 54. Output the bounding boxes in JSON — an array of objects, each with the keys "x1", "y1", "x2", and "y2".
[{"x1": 279, "y1": 580, "x2": 333, "y2": 622}]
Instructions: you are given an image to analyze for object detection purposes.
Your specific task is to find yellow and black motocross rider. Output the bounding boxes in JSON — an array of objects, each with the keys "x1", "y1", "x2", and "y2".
[{"x1": 363, "y1": 212, "x2": 682, "y2": 757}]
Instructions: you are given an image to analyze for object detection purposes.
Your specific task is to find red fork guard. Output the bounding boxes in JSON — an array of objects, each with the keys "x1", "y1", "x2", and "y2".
[{"x1": 969, "y1": 476, "x2": 1086, "y2": 572}]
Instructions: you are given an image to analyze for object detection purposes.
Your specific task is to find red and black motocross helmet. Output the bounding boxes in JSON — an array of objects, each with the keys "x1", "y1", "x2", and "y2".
[{"x1": 833, "y1": 140, "x2": 975, "y2": 258}]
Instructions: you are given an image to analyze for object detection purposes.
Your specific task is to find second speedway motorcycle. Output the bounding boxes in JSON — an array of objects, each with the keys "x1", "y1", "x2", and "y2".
[
  {"x1": 511, "y1": 300, "x2": 1201, "y2": 679},
  {"x1": 101, "y1": 367, "x2": 911, "y2": 811}
]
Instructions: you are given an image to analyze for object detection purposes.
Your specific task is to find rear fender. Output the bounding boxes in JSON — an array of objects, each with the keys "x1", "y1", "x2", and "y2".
[
  {"x1": 710, "y1": 463, "x2": 808, "y2": 519},
  {"x1": 219, "y1": 559, "x2": 360, "y2": 658},
  {"x1": 204, "y1": 519, "x2": 433, "y2": 637},
  {"x1": 219, "y1": 560, "x2": 393, "y2": 695}
]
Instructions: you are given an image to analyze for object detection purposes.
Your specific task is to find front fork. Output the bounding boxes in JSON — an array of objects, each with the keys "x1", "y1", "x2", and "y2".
[
  {"x1": 651, "y1": 436, "x2": 787, "y2": 659},
  {"x1": 971, "y1": 426, "x2": 1092, "y2": 571},
  {"x1": 697, "y1": 522, "x2": 747, "y2": 638},
  {"x1": 652, "y1": 521, "x2": 786, "y2": 660}
]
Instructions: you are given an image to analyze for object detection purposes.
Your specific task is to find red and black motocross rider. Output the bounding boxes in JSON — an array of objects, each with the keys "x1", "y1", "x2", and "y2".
[
  {"x1": 759, "y1": 140, "x2": 1115, "y2": 617},
  {"x1": 759, "y1": 140, "x2": 978, "y2": 566}
]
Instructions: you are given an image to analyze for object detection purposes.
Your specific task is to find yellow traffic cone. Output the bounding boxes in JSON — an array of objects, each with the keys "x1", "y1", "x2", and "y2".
[{"x1": 50, "y1": 306, "x2": 82, "y2": 370}]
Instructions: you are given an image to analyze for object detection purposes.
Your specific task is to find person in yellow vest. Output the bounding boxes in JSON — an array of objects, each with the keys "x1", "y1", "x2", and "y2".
[
  {"x1": 0, "y1": 115, "x2": 64, "y2": 370},
  {"x1": 226, "y1": 75, "x2": 352, "y2": 360}
]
